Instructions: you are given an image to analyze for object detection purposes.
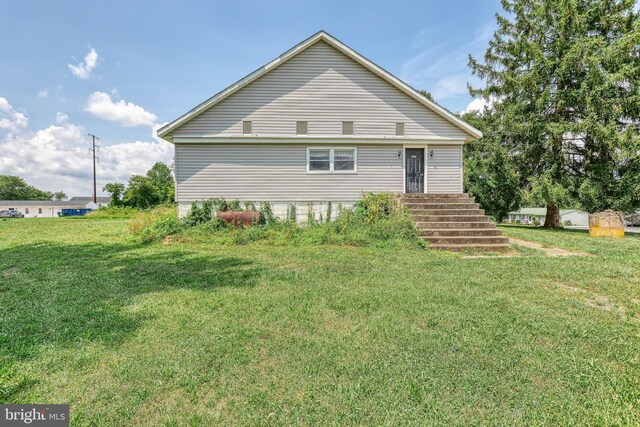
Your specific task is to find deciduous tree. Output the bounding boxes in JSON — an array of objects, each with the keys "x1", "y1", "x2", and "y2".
[
  {"x1": 0, "y1": 175, "x2": 61, "y2": 200},
  {"x1": 103, "y1": 183, "x2": 125, "y2": 206}
]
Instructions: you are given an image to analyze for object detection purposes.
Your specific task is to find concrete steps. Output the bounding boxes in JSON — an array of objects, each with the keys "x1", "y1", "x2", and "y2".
[
  {"x1": 402, "y1": 202, "x2": 481, "y2": 210},
  {"x1": 429, "y1": 243, "x2": 510, "y2": 251},
  {"x1": 415, "y1": 221, "x2": 496, "y2": 229},
  {"x1": 409, "y1": 208, "x2": 485, "y2": 216},
  {"x1": 422, "y1": 229, "x2": 503, "y2": 237},
  {"x1": 426, "y1": 236, "x2": 509, "y2": 245},
  {"x1": 412, "y1": 215, "x2": 490, "y2": 222},
  {"x1": 401, "y1": 193, "x2": 510, "y2": 251}
]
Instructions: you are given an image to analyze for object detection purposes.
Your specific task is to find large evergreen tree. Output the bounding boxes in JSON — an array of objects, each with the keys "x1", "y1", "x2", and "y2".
[
  {"x1": 469, "y1": 0, "x2": 640, "y2": 227},
  {"x1": 463, "y1": 112, "x2": 522, "y2": 221}
]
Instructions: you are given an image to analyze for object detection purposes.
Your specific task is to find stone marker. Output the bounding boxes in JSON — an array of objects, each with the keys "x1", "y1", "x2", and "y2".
[{"x1": 589, "y1": 210, "x2": 625, "y2": 238}]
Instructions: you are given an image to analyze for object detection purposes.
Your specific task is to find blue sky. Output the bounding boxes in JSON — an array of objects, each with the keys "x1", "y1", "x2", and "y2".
[{"x1": 0, "y1": 0, "x2": 501, "y2": 196}]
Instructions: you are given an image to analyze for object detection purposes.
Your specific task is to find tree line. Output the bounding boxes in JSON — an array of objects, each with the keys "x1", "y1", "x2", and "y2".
[
  {"x1": 103, "y1": 162, "x2": 175, "y2": 208},
  {"x1": 0, "y1": 175, "x2": 67, "y2": 201},
  {"x1": 0, "y1": 161, "x2": 175, "y2": 210}
]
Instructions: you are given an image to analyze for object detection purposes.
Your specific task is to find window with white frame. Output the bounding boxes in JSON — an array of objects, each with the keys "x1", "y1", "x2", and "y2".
[{"x1": 307, "y1": 148, "x2": 356, "y2": 173}]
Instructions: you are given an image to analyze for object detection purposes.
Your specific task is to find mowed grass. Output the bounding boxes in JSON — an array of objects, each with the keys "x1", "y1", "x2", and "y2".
[{"x1": 0, "y1": 218, "x2": 639, "y2": 425}]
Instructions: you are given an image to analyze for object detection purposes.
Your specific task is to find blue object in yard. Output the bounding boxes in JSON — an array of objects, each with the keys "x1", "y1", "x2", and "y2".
[{"x1": 59, "y1": 208, "x2": 93, "y2": 217}]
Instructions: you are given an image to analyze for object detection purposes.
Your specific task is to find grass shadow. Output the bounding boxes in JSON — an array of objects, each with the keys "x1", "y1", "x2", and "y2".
[{"x1": 0, "y1": 241, "x2": 262, "y2": 401}]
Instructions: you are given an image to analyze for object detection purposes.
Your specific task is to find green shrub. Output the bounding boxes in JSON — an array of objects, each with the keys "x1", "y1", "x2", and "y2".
[
  {"x1": 128, "y1": 207, "x2": 178, "y2": 237},
  {"x1": 287, "y1": 204, "x2": 297, "y2": 223},
  {"x1": 137, "y1": 215, "x2": 183, "y2": 243},
  {"x1": 306, "y1": 204, "x2": 318, "y2": 226},
  {"x1": 227, "y1": 199, "x2": 242, "y2": 211},
  {"x1": 183, "y1": 200, "x2": 214, "y2": 226},
  {"x1": 353, "y1": 192, "x2": 399, "y2": 224},
  {"x1": 133, "y1": 193, "x2": 424, "y2": 249}
]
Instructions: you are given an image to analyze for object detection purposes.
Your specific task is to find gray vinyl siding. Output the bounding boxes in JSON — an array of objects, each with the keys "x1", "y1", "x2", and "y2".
[
  {"x1": 173, "y1": 41, "x2": 469, "y2": 140},
  {"x1": 175, "y1": 144, "x2": 403, "y2": 201},
  {"x1": 427, "y1": 145, "x2": 463, "y2": 193}
]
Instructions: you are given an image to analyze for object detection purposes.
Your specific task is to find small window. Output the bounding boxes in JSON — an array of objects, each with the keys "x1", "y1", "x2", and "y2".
[
  {"x1": 308, "y1": 148, "x2": 356, "y2": 173},
  {"x1": 296, "y1": 121, "x2": 308, "y2": 135},
  {"x1": 25, "y1": 208, "x2": 29, "y2": 214},
  {"x1": 242, "y1": 121, "x2": 252, "y2": 134},
  {"x1": 38, "y1": 208, "x2": 42, "y2": 214},
  {"x1": 334, "y1": 149, "x2": 355, "y2": 171},
  {"x1": 396, "y1": 122, "x2": 405, "y2": 136},
  {"x1": 342, "y1": 121, "x2": 354, "y2": 136},
  {"x1": 309, "y1": 149, "x2": 330, "y2": 171}
]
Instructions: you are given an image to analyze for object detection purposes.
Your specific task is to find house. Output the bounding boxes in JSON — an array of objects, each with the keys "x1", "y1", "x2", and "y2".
[
  {"x1": 0, "y1": 200, "x2": 96, "y2": 218},
  {"x1": 158, "y1": 31, "x2": 482, "y2": 221},
  {"x1": 69, "y1": 196, "x2": 111, "y2": 208},
  {"x1": 508, "y1": 208, "x2": 589, "y2": 227}
]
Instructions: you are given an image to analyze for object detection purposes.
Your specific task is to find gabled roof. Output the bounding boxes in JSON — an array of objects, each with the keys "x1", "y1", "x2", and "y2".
[{"x1": 157, "y1": 30, "x2": 482, "y2": 142}]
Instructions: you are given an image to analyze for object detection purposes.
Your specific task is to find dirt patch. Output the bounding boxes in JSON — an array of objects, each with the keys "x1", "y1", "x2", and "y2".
[
  {"x1": 2, "y1": 266, "x2": 17, "y2": 276},
  {"x1": 509, "y1": 238, "x2": 590, "y2": 257},
  {"x1": 556, "y1": 283, "x2": 581, "y2": 293},
  {"x1": 554, "y1": 281, "x2": 628, "y2": 316},
  {"x1": 584, "y1": 296, "x2": 618, "y2": 312}
]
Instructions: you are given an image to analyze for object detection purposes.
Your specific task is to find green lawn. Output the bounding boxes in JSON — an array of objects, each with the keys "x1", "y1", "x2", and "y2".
[{"x1": 1, "y1": 218, "x2": 639, "y2": 425}]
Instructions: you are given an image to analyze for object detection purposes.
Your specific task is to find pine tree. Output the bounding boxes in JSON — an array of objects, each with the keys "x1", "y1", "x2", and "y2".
[
  {"x1": 469, "y1": 0, "x2": 640, "y2": 227},
  {"x1": 463, "y1": 112, "x2": 522, "y2": 222}
]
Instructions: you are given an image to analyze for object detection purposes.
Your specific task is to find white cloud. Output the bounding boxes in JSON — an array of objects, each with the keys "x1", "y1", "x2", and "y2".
[
  {"x1": 0, "y1": 97, "x2": 28, "y2": 135},
  {"x1": 37, "y1": 89, "x2": 49, "y2": 98},
  {"x1": 401, "y1": 21, "x2": 495, "y2": 102},
  {"x1": 68, "y1": 48, "x2": 99, "y2": 79},
  {"x1": 461, "y1": 95, "x2": 499, "y2": 115},
  {"x1": 85, "y1": 92, "x2": 158, "y2": 127},
  {"x1": 462, "y1": 98, "x2": 489, "y2": 115},
  {"x1": 431, "y1": 73, "x2": 479, "y2": 101},
  {"x1": 0, "y1": 97, "x2": 172, "y2": 196}
]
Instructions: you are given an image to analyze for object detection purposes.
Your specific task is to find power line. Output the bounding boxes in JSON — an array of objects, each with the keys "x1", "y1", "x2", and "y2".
[{"x1": 88, "y1": 133, "x2": 100, "y2": 204}]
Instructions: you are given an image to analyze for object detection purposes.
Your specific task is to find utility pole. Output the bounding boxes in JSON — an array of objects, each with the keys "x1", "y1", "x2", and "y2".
[{"x1": 88, "y1": 133, "x2": 99, "y2": 204}]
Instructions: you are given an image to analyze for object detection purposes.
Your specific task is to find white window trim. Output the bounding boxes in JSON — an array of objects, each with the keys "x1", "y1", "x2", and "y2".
[{"x1": 306, "y1": 147, "x2": 358, "y2": 174}]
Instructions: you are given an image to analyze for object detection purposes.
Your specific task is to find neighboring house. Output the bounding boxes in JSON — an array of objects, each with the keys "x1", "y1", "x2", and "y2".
[
  {"x1": 158, "y1": 31, "x2": 482, "y2": 220},
  {"x1": 624, "y1": 210, "x2": 640, "y2": 226},
  {"x1": 508, "y1": 208, "x2": 589, "y2": 227},
  {"x1": 0, "y1": 200, "x2": 97, "y2": 218},
  {"x1": 69, "y1": 196, "x2": 111, "y2": 208}
]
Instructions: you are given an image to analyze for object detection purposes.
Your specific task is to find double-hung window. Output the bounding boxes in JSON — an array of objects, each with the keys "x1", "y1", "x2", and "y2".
[
  {"x1": 307, "y1": 148, "x2": 357, "y2": 173},
  {"x1": 308, "y1": 149, "x2": 330, "y2": 171}
]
